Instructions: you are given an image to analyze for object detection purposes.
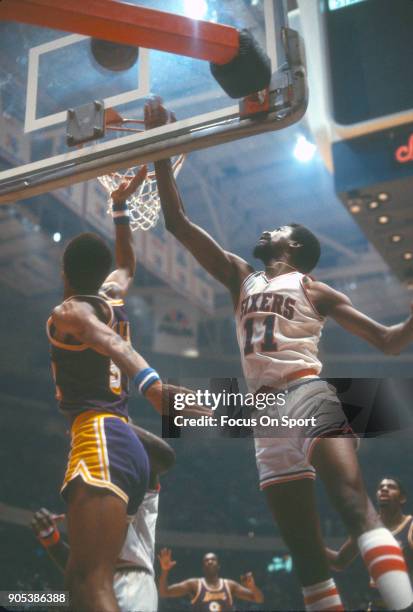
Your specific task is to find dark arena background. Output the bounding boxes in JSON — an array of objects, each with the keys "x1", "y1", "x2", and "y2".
[{"x1": 2, "y1": 1, "x2": 413, "y2": 611}]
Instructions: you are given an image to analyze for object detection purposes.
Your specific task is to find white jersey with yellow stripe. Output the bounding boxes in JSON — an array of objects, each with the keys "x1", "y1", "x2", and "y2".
[{"x1": 235, "y1": 270, "x2": 324, "y2": 392}]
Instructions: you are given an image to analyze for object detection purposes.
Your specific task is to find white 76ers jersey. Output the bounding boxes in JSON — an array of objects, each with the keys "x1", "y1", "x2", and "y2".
[{"x1": 235, "y1": 271, "x2": 325, "y2": 392}]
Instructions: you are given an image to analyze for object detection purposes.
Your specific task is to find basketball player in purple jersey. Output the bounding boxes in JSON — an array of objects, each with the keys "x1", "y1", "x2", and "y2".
[
  {"x1": 145, "y1": 97, "x2": 413, "y2": 610},
  {"x1": 32, "y1": 425, "x2": 175, "y2": 612},
  {"x1": 327, "y1": 477, "x2": 413, "y2": 610},
  {"x1": 47, "y1": 168, "x2": 210, "y2": 612},
  {"x1": 158, "y1": 549, "x2": 264, "y2": 610}
]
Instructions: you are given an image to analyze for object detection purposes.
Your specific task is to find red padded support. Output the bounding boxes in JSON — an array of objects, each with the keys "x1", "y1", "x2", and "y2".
[{"x1": 0, "y1": 0, "x2": 240, "y2": 65}]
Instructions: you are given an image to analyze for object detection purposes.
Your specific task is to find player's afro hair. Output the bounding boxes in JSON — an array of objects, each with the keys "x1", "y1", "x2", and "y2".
[
  {"x1": 289, "y1": 224, "x2": 321, "y2": 274},
  {"x1": 63, "y1": 232, "x2": 112, "y2": 292}
]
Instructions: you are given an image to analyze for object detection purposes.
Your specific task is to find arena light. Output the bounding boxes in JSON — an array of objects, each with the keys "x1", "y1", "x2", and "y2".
[
  {"x1": 349, "y1": 204, "x2": 361, "y2": 214},
  {"x1": 378, "y1": 192, "x2": 389, "y2": 202},
  {"x1": 377, "y1": 215, "x2": 390, "y2": 224},
  {"x1": 391, "y1": 234, "x2": 402, "y2": 243},
  {"x1": 403, "y1": 252, "x2": 413, "y2": 261},
  {"x1": 368, "y1": 200, "x2": 379, "y2": 210},
  {"x1": 183, "y1": 0, "x2": 208, "y2": 20},
  {"x1": 53, "y1": 232, "x2": 62, "y2": 242},
  {"x1": 293, "y1": 136, "x2": 316, "y2": 162},
  {"x1": 183, "y1": 348, "x2": 200, "y2": 358}
]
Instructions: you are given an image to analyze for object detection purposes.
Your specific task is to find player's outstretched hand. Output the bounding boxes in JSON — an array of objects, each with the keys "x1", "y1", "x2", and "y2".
[
  {"x1": 240, "y1": 572, "x2": 256, "y2": 590},
  {"x1": 31, "y1": 508, "x2": 65, "y2": 538},
  {"x1": 111, "y1": 164, "x2": 148, "y2": 205},
  {"x1": 144, "y1": 96, "x2": 176, "y2": 130},
  {"x1": 158, "y1": 547, "x2": 177, "y2": 572}
]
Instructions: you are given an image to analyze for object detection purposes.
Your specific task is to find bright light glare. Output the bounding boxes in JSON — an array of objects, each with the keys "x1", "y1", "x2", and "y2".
[
  {"x1": 53, "y1": 232, "x2": 62, "y2": 243},
  {"x1": 184, "y1": 0, "x2": 208, "y2": 19},
  {"x1": 293, "y1": 136, "x2": 316, "y2": 162}
]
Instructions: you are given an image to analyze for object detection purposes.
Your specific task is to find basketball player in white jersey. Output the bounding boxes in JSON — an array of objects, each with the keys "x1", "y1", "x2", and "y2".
[
  {"x1": 31, "y1": 424, "x2": 174, "y2": 612},
  {"x1": 145, "y1": 97, "x2": 413, "y2": 611}
]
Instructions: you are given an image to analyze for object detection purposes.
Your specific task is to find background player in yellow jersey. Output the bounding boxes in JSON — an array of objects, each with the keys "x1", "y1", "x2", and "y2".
[
  {"x1": 145, "y1": 96, "x2": 413, "y2": 611},
  {"x1": 48, "y1": 168, "x2": 209, "y2": 612},
  {"x1": 158, "y1": 548, "x2": 264, "y2": 610}
]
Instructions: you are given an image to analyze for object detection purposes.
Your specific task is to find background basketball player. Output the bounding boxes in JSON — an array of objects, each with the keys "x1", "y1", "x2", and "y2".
[
  {"x1": 158, "y1": 548, "x2": 264, "y2": 609},
  {"x1": 145, "y1": 96, "x2": 413, "y2": 611},
  {"x1": 32, "y1": 425, "x2": 174, "y2": 612},
  {"x1": 327, "y1": 477, "x2": 413, "y2": 610}
]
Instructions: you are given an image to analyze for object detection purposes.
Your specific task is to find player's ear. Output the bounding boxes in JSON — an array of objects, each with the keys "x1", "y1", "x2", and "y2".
[{"x1": 288, "y1": 240, "x2": 302, "y2": 250}]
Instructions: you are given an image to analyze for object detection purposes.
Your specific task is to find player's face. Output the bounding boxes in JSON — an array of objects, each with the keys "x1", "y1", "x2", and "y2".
[
  {"x1": 377, "y1": 479, "x2": 404, "y2": 507},
  {"x1": 253, "y1": 226, "x2": 295, "y2": 263},
  {"x1": 203, "y1": 553, "x2": 219, "y2": 575}
]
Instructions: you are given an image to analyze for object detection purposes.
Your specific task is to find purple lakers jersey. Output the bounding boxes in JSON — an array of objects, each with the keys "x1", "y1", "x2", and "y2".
[
  {"x1": 191, "y1": 579, "x2": 234, "y2": 612},
  {"x1": 47, "y1": 290, "x2": 130, "y2": 417}
]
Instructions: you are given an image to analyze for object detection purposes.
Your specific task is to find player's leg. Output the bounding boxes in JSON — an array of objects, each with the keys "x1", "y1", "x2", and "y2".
[
  {"x1": 65, "y1": 478, "x2": 127, "y2": 612},
  {"x1": 312, "y1": 437, "x2": 413, "y2": 610},
  {"x1": 265, "y1": 478, "x2": 344, "y2": 611}
]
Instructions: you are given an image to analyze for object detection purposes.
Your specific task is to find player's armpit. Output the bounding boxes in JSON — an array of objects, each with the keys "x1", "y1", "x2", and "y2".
[{"x1": 228, "y1": 578, "x2": 264, "y2": 603}]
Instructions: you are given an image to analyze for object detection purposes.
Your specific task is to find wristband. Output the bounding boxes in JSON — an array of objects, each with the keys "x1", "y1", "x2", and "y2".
[
  {"x1": 38, "y1": 526, "x2": 60, "y2": 549},
  {"x1": 112, "y1": 201, "x2": 128, "y2": 212},
  {"x1": 133, "y1": 368, "x2": 161, "y2": 395}
]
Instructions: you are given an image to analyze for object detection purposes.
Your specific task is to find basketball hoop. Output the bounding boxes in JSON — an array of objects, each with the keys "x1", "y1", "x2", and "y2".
[{"x1": 97, "y1": 109, "x2": 185, "y2": 231}]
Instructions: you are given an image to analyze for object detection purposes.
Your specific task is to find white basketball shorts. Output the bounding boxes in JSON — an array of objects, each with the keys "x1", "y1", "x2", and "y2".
[
  {"x1": 113, "y1": 569, "x2": 158, "y2": 612},
  {"x1": 253, "y1": 379, "x2": 355, "y2": 489}
]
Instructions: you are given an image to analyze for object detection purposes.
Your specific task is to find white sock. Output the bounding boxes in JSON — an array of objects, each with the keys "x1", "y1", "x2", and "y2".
[
  {"x1": 302, "y1": 578, "x2": 344, "y2": 611},
  {"x1": 358, "y1": 527, "x2": 413, "y2": 610}
]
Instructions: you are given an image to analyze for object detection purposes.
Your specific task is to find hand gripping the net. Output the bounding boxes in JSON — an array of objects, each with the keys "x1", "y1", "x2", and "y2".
[{"x1": 97, "y1": 108, "x2": 185, "y2": 231}]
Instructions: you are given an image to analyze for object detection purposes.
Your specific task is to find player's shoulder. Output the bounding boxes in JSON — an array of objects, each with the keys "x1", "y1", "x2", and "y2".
[
  {"x1": 226, "y1": 252, "x2": 254, "y2": 279},
  {"x1": 51, "y1": 299, "x2": 97, "y2": 333}
]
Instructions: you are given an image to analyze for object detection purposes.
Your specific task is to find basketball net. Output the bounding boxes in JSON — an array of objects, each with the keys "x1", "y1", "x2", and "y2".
[{"x1": 97, "y1": 109, "x2": 185, "y2": 231}]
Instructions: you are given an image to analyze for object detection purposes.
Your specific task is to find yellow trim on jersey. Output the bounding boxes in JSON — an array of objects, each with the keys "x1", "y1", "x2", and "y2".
[
  {"x1": 392, "y1": 514, "x2": 413, "y2": 536},
  {"x1": 61, "y1": 411, "x2": 128, "y2": 505},
  {"x1": 223, "y1": 579, "x2": 233, "y2": 607},
  {"x1": 190, "y1": 579, "x2": 202, "y2": 605},
  {"x1": 407, "y1": 517, "x2": 413, "y2": 548}
]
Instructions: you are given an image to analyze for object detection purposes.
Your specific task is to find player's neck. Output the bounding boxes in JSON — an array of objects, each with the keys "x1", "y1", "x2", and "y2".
[
  {"x1": 380, "y1": 507, "x2": 406, "y2": 529},
  {"x1": 64, "y1": 287, "x2": 98, "y2": 299},
  {"x1": 204, "y1": 575, "x2": 220, "y2": 586},
  {"x1": 264, "y1": 260, "x2": 296, "y2": 278}
]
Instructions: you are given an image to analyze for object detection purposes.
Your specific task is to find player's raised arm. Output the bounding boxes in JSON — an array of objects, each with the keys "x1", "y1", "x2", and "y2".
[
  {"x1": 306, "y1": 278, "x2": 413, "y2": 355},
  {"x1": 228, "y1": 573, "x2": 264, "y2": 604},
  {"x1": 158, "y1": 548, "x2": 198, "y2": 598},
  {"x1": 103, "y1": 165, "x2": 148, "y2": 297},
  {"x1": 145, "y1": 97, "x2": 253, "y2": 302}
]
